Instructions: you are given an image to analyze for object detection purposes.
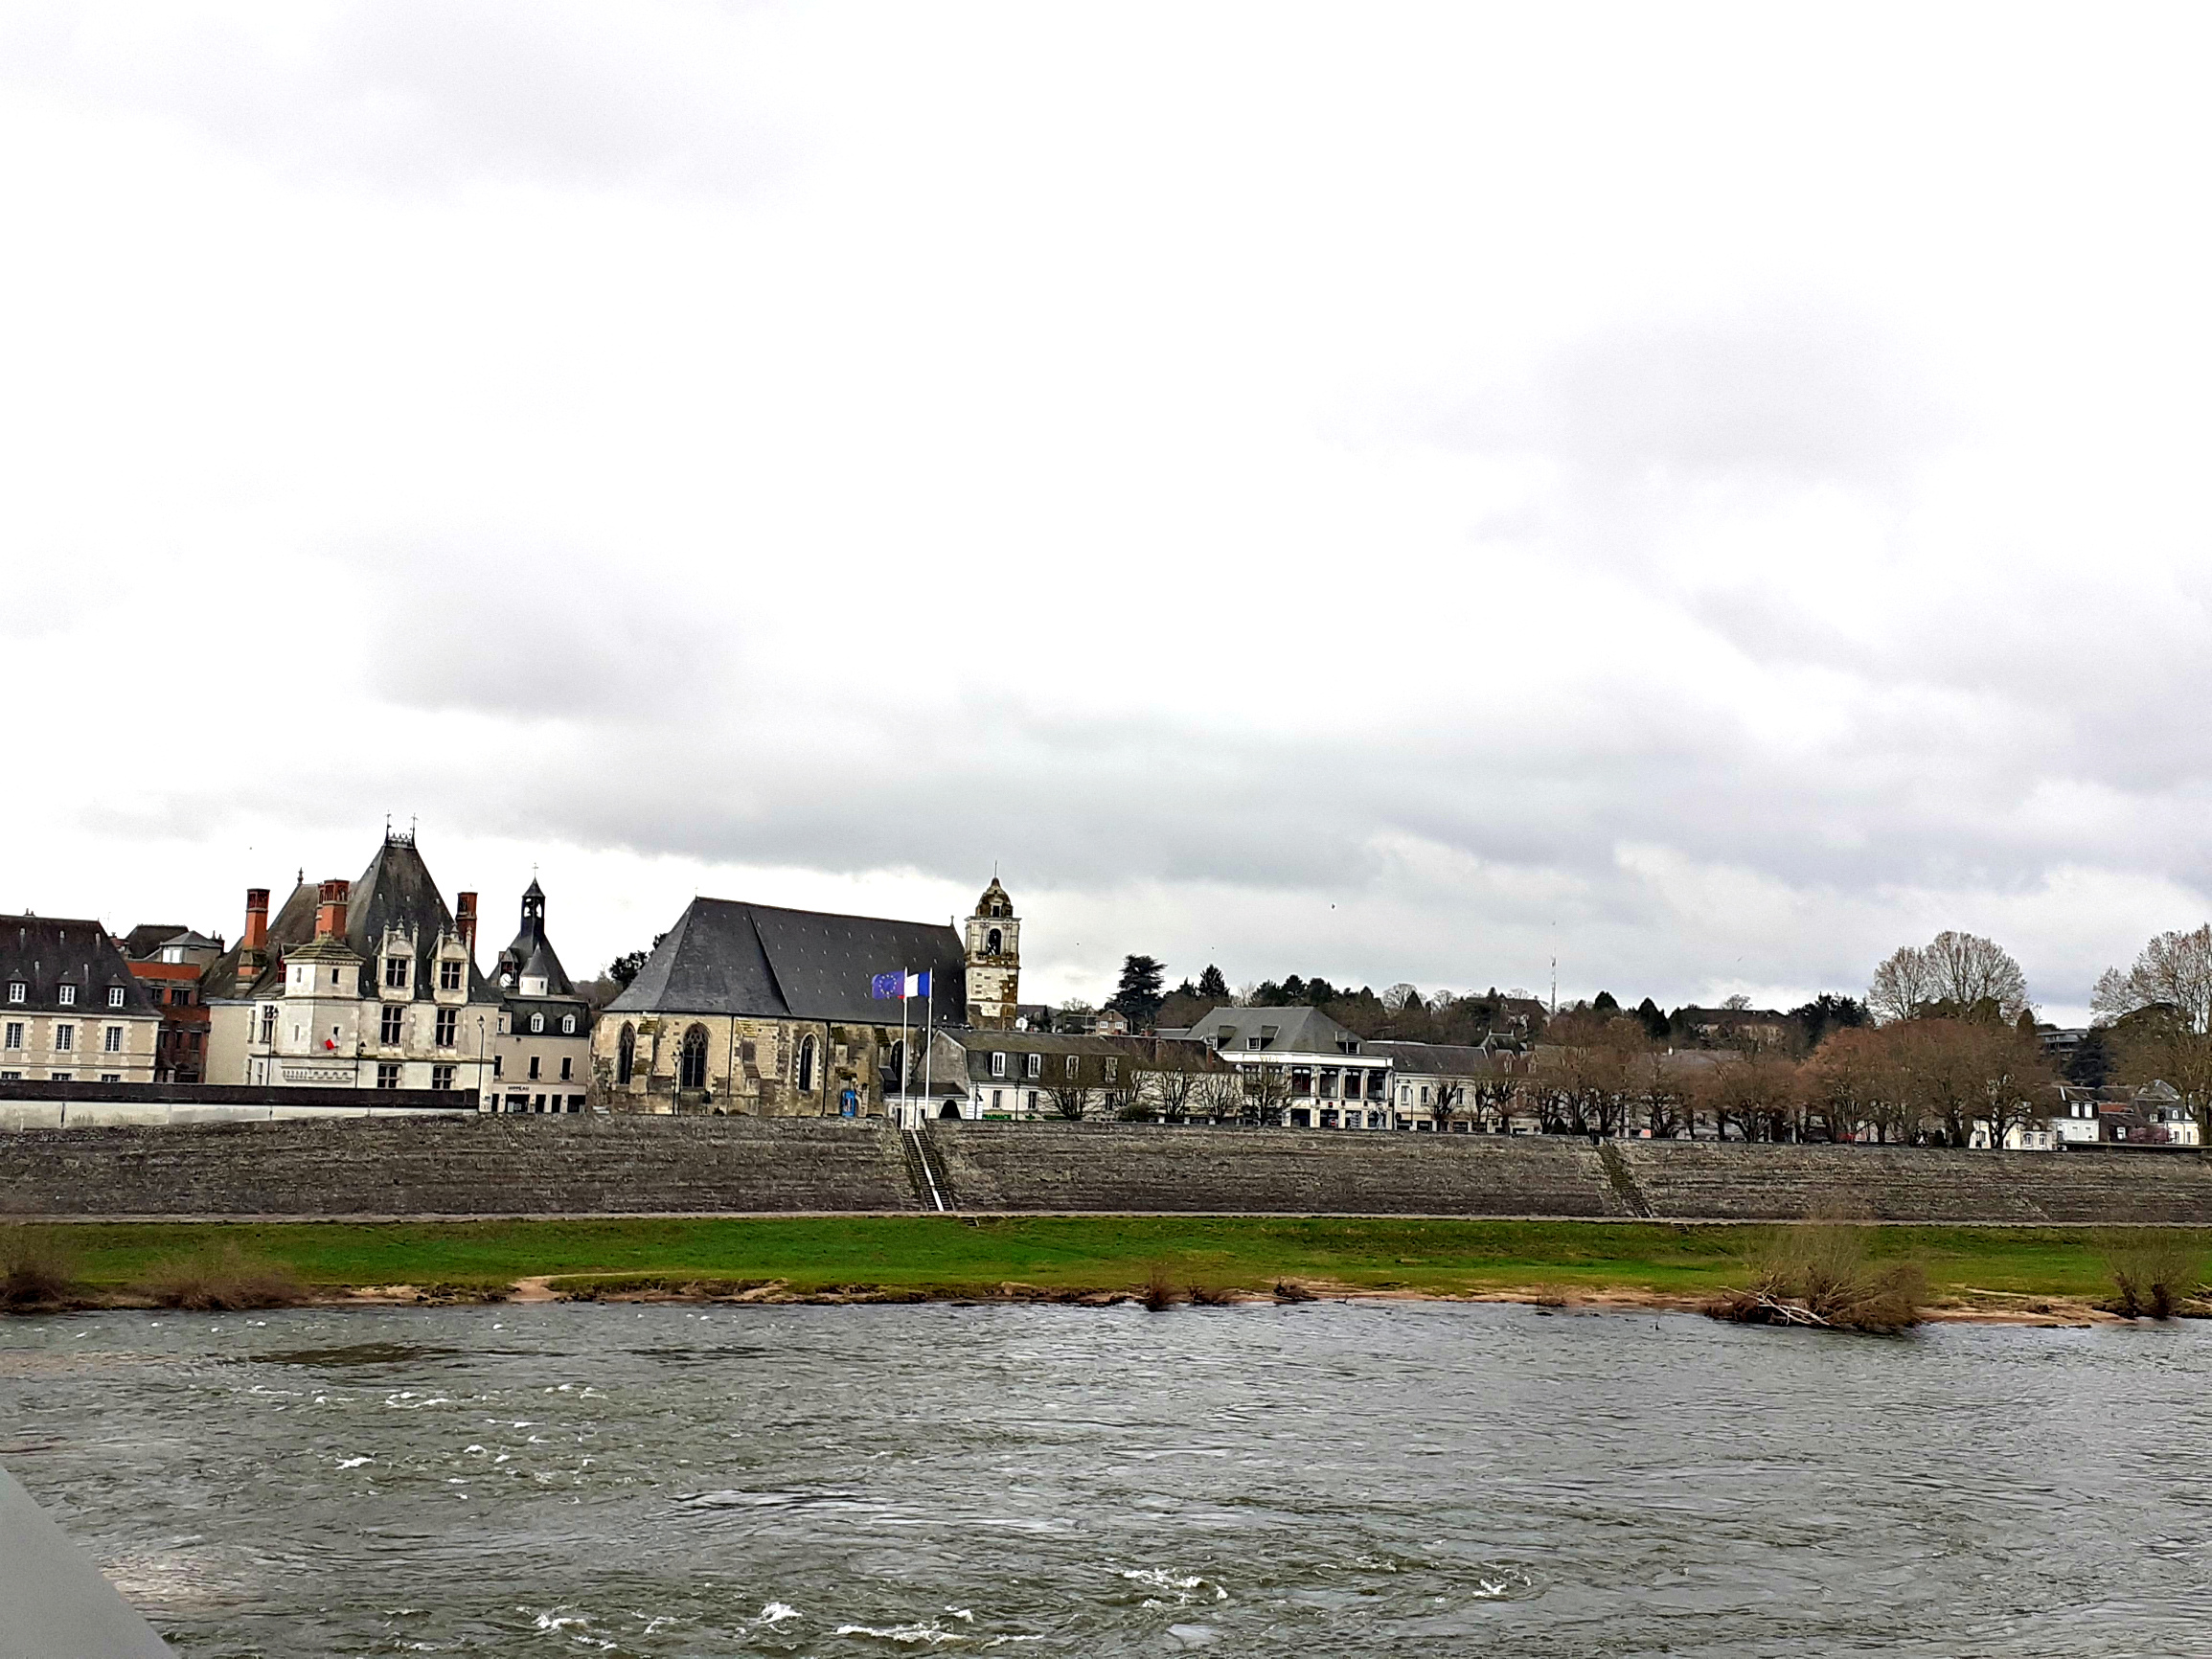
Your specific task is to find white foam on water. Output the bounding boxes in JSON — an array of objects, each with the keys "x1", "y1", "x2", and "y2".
[
  {"x1": 756, "y1": 1602, "x2": 799, "y2": 1625},
  {"x1": 832, "y1": 1623, "x2": 967, "y2": 1645},
  {"x1": 336, "y1": 1456, "x2": 373, "y2": 1469},
  {"x1": 464, "y1": 1444, "x2": 486, "y2": 1454}
]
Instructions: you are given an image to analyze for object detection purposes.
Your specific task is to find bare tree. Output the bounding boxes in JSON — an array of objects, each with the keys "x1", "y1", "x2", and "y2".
[
  {"x1": 1869, "y1": 931, "x2": 2030, "y2": 1024},
  {"x1": 1105, "y1": 1060, "x2": 1152, "y2": 1120},
  {"x1": 2094, "y1": 924, "x2": 2212, "y2": 1034},
  {"x1": 1045, "y1": 1075, "x2": 1095, "y2": 1120},
  {"x1": 1195, "y1": 1065, "x2": 1246, "y2": 1124},
  {"x1": 1429, "y1": 1079, "x2": 1464, "y2": 1132},
  {"x1": 1245, "y1": 1063, "x2": 1292, "y2": 1127},
  {"x1": 1149, "y1": 1048, "x2": 1205, "y2": 1124},
  {"x1": 1890, "y1": 1018, "x2": 2050, "y2": 1147},
  {"x1": 2106, "y1": 1004, "x2": 2212, "y2": 1143}
]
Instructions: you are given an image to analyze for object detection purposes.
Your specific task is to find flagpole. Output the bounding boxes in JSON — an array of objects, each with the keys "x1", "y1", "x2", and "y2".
[
  {"x1": 924, "y1": 972, "x2": 935, "y2": 1120},
  {"x1": 900, "y1": 985, "x2": 910, "y2": 1127}
]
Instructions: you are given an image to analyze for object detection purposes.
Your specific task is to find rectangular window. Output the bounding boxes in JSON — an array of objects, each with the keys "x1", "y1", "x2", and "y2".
[
  {"x1": 6, "y1": 984, "x2": 20, "y2": 1003},
  {"x1": 439, "y1": 959, "x2": 463, "y2": 991},
  {"x1": 260, "y1": 1006, "x2": 277, "y2": 1044},
  {"x1": 435, "y1": 1008, "x2": 458, "y2": 1047},
  {"x1": 57, "y1": 985, "x2": 76, "y2": 1007},
  {"x1": 560, "y1": 1056, "x2": 573, "y2": 1081},
  {"x1": 2, "y1": 1022, "x2": 18, "y2": 1050},
  {"x1": 379, "y1": 1004, "x2": 404, "y2": 1044},
  {"x1": 376, "y1": 1062, "x2": 400, "y2": 1089},
  {"x1": 529, "y1": 1055, "x2": 541, "y2": 1080},
  {"x1": 991, "y1": 1052, "x2": 1007, "y2": 1078},
  {"x1": 0, "y1": 1071, "x2": 18, "y2": 1080},
  {"x1": 430, "y1": 1064, "x2": 455, "y2": 1091},
  {"x1": 103, "y1": 1025, "x2": 124, "y2": 1053},
  {"x1": 384, "y1": 956, "x2": 409, "y2": 989},
  {"x1": 1025, "y1": 1053, "x2": 1041, "y2": 1079},
  {"x1": 493, "y1": 1055, "x2": 503, "y2": 1079},
  {"x1": 991, "y1": 1088, "x2": 1002, "y2": 1110},
  {"x1": 1105, "y1": 1057, "x2": 1118, "y2": 1081},
  {"x1": 1065, "y1": 1055, "x2": 1079, "y2": 1079},
  {"x1": 108, "y1": 986, "x2": 125, "y2": 1008},
  {"x1": 53, "y1": 1025, "x2": 74, "y2": 1052},
  {"x1": 100, "y1": 1073, "x2": 120, "y2": 1083},
  {"x1": 49, "y1": 1072, "x2": 71, "y2": 1081}
]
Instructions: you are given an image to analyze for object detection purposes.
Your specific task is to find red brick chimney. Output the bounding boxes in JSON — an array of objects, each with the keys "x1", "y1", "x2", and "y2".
[
  {"x1": 455, "y1": 892, "x2": 478, "y2": 959},
  {"x1": 315, "y1": 878, "x2": 350, "y2": 941},
  {"x1": 243, "y1": 888, "x2": 269, "y2": 954}
]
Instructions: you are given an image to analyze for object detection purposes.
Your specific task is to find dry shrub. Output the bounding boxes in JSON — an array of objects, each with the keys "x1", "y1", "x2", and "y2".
[
  {"x1": 1272, "y1": 1280, "x2": 1317, "y2": 1304},
  {"x1": 0, "y1": 1227, "x2": 77, "y2": 1311},
  {"x1": 2103, "y1": 1233, "x2": 2205, "y2": 1320},
  {"x1": 1704, "y1": 1224, "x2": 1926, "y2": 1334},
  {"x1": 1187, "y1": 1283, "x2": 1236, "y2": 1307},
  {"x1": 1139, "y1": 1262, "x2": 1179, "y2": 1312},
  {"x1": 144, "y1": 1242, "x2": 308, "y2": 1311}
]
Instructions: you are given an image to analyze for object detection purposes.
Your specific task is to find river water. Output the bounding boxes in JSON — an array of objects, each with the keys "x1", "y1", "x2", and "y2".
[{"x1": 3, "y1": 1300, "x2": 2209, "y2": 1656}]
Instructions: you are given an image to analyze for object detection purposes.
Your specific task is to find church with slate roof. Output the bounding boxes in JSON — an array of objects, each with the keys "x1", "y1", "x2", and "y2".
[{"x1": 593, "y1": 879, "x2": 1022, "y2": 1118}]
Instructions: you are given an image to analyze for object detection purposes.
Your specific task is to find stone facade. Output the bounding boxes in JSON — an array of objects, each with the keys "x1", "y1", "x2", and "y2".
[
  {"x1": 964, "y1": 878, "x2": 1020, "y2": 1029},
  {"x1": 594, "y1": 895, "x2": 970, "y2": 1117},
  {"x1": 486, "y1": 879, "x2": 593, "y2": 1114},
  {"x1": 0, "y1": 917, "x2": 160, "y2": 1084}
]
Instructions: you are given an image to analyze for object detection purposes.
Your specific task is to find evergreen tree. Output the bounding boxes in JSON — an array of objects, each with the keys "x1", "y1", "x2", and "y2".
[
  {"x1": 1592, "y1": 990, "x2": 1620, "y2": 1012},
  {"x1": 1197, "y1": 964, "x2": 1229, "y2": 1000},
  {"x1": 1107, "y1": 954, "x2": 1169, "y2": 1026},
  {"x1": 1634, "y1": 996, "x2": 1669, "y2": 1041}
]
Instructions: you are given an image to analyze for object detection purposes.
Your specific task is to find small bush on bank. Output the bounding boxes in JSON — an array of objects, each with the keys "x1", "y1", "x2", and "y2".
[
  {"x1": 144, "y1": 1242, "x2": 308, "y2": 1311},
  {"x1": 2102, "y1": 1234, "x2": 2205, "y2": 1320},
  {"x1": 1, "y1": 1227, "x2": 77, "y2": 1311},
  {"x1": 1703, "y1": 1224, "x2": 1926, "y2": 1334},
  {"x1": 1139, "y1": 1262, "x2": 1179, "y2": 1311},
  {"x1": 1186, "y1": 1283, "x2": 1236, "y2": 1307}
]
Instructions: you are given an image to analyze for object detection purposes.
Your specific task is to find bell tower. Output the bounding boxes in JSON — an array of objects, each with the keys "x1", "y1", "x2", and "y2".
[{"x1": 965, "y1": 877, "x2": 1019, "y2": 1030}]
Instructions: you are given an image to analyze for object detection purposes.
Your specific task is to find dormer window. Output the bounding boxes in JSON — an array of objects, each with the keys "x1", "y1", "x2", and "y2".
[
  {"x1": 560, "y1": 1014, "x2": 576, "y2": 1034},
  {"x1": 530, "y1": 1012, "x2": 544, "y2": 1034},
  {"x1": 108, "y1": 986, "x2": 125, "y2": 1008},
  {"x1": 439, "y1": 959, "x2": 464, "y2": 992},
  {"x1": 991, "y1": 1052, "x2": 1007, "y2": 1078},
  {"x1": 384, "y1": 956, "x2": 409, "y2": 989},
  {"x1": 57, "y1": 985, "x2": 76, "y2": 1007},
  {"x1": 6, "y1": 983, "x2": 21, "y2": 1004}
]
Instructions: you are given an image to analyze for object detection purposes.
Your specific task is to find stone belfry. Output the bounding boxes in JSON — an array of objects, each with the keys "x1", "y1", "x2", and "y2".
[{"x1": 964, "y1": 877, "x2": 1019, "y2": 1030}]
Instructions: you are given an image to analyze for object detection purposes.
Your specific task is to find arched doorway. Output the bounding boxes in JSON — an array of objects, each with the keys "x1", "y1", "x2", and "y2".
[
  {"x1": 616, "y1": 1022, "x2": 636, "y2": 1085},
  {"x1": 679, "y1": 1024, "x2": 709, "y2": 1091},
  {"x1": 798, "y1": 1034, "x2": 816, "y2": 1094},
  {"x1": 938, "y1": 1101, "x2": 961, "y2": 1119}
]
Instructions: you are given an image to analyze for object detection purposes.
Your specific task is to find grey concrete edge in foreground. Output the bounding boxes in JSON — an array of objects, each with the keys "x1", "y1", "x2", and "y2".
[{"x1": 0, "y1": 1465, "x2": 172, "y2": 1657}]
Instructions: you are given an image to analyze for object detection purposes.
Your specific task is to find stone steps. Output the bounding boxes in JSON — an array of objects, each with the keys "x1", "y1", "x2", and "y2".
[
  {"x1": 929, "y1": 1123, "x2": 1628, "y2": 1216},
  {"x1": 0, "y1": 1116, "x2": 923, "y2": 1216}
]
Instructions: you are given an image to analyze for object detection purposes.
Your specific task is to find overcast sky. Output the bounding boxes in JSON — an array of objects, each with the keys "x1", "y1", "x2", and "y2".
[{"x1": 5, "y1": 3, "x2": 2209, "y2": 1021}]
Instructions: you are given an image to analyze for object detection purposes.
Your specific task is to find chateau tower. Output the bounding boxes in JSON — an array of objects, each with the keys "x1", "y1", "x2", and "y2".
[{"x1": 964, "y1": 877, "x2": 1019, "y2": 1030}]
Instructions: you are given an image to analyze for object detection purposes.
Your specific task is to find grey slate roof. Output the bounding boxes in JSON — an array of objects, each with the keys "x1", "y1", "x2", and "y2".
[
  {"x1": 120, "y1": 923, "x2": 188, "y2": 961},
  {"x1": 1186, "y1": 1004, "x2": 1367, "y2": 1056},
  {"x1": 607, "y1": 898, "x2": 967, "y2": 1024},
  {"x1": 1365, "y1": 1040, "x2": 1506, "y2": 1077},
  {"x1": 0, "y1": 917, "x2": 157, "y2": 1015},
  {"x1": 495, "y1": 886, "x2": 578, "y2": 1001},
  {"x1": 198, "y1": 838, "x2": 493, "y2": 1005}
]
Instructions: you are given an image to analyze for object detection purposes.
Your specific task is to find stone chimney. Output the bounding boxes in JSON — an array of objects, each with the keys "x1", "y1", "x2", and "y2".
[
  {"x1": 455, "y1": 892, "x2": 478, "y2": 960},
  {"x1": 315, "y1": 879, "x2": 350, "y2": 942}
]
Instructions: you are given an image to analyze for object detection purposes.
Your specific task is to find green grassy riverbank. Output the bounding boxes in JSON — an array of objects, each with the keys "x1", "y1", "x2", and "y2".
[{"x1": 4, "y1": 1216, "x2": 2171, "y2": 1311}]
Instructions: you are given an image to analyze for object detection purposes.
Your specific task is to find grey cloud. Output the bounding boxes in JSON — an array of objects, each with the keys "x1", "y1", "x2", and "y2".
[{"x1": 1439, "y1": 302, "x2": 1952, "y2": 490}]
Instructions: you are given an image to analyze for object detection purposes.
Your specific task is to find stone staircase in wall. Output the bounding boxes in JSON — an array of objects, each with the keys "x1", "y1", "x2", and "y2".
[
  {"x1": 0, "y1": 1115, "x2": 924, "y2": 1217},
  {"x1": 1620, "y1": 1140, "x2": 2212, "y2": 1224},
  {"x1": 926, "y1": 1122, "x2": 1630, "y2": 1216}
]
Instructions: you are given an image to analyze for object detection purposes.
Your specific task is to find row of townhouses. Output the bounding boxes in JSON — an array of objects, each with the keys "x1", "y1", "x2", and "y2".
[{"x1": 0, "y1": 827, "x2": 1518, "y2": 1129}]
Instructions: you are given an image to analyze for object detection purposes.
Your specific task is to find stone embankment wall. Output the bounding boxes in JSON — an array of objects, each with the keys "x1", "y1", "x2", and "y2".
[
  {"x1": 0, "y1": 1117, "x2": 920, "y2": 1218},
  {"x1": 6, "y1": 1116, "x2": 2212, "y2": 1222}
]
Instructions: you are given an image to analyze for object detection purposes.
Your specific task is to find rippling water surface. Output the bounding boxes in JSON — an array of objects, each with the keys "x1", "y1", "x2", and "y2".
[{"x1": 5, "y1": 1300, "x2": 2211, "y2": 1656}]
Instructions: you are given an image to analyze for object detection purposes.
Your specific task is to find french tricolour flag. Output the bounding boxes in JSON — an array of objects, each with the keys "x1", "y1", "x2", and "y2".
[{"x1": 870, "y1": 969, "x2": 931, "y2": 1000}]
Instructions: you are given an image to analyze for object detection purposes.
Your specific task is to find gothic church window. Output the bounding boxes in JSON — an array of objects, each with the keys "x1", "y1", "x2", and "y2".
[
  {"x1": 617, "y1": 1023, "x2": 636, "y2": 1085},
  {"x1": 680, "y1": 1024, "x2": 709, "y2": 1090},
  {"x1": 798, "y1": 1034, "x2": 816, "y2": 1092}
]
